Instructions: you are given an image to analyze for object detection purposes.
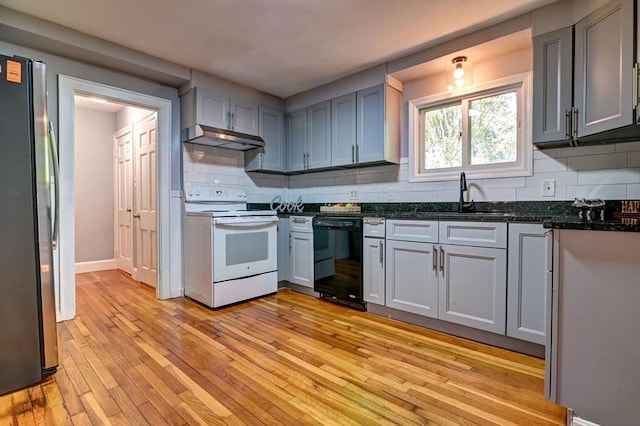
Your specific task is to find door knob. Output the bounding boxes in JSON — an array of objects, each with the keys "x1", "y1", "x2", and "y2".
[
  {"x1": 133, "y1": 213, "x2": 141, "y2": 219},
  {"x1": 126, "y1": 208, "x2": 132, "y2": 212}
]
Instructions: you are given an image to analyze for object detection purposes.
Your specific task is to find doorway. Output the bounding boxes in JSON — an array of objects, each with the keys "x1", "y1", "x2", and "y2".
[
  {"x1": 74, "y1": 96, "x2": 158, "y2": 287},
  {"x1": 58, "y1": 75, "x2": 174, "y2": 321}
]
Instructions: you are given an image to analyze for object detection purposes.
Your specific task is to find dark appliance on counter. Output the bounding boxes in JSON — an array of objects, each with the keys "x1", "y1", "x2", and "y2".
[
  {"x1": 312, "y1": 217, "x2": 364, "y2": 310},
  {"x1": 1, "y1": 54, "x2": 59, "y2": 395}
]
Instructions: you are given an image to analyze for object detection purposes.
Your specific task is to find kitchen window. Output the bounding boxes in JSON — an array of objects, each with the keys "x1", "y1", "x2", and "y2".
[{"x1": 408, "y1": 73, "x2": 532, "y2": 182}]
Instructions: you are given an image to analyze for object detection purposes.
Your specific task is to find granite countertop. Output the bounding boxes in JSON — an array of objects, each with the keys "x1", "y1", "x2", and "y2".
[{"x1": 254, "y1": 200, "x2": 640, "y2": 232}]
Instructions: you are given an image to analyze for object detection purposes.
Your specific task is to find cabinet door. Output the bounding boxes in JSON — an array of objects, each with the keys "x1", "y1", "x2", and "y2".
[
  {"x1": 363, "y1": 237, "x2": 385, "y2": 305},
  {"x1": 357, "y1": 84, "x2": 385, "y2": 164},
  {"x1": 532, "y1": 27, "x2": 573, "y2": 144},
  {"x1": 286, "y1": 109, "x2": 307, "y2": 172},
  {"x1": 197, "y1": 88, "x2": 228, "y2": 129},
  {"x1": 331, "y1": 93, "x2": 357, "y2": 166},
  {"x1": 289, "y1": 231, "x2": 313, "y2": 287},
  {"x1": 230, "y1": 98, "x2": 259, "y2": 136},
  {"x1": 385, "y1": 240, "x2": 438, "y2": 318},
  {"x1": 259, "y1": 106, "x2": 285, "y2": 171},
  {"x1": 438, "y1": 244, "x2": 507, "y2": 334},
  {"x1": 277, "y1": 218, "x2": 290, "y2": 282},
  {"x1": 307, "y1": 101, "x2": 332, "y2": 169},
  {"x1": 574, "y1": 0, "x2": 634, "y2": 137},
  {"x1": 507, "y1": 224, "x2": 549, "y2": 345}
]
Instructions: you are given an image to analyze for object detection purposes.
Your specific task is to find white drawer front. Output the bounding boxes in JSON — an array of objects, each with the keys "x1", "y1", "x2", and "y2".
[
  {"x1": 386, "y1": 220, "x2": 438, "y2": 243},
  {"x1": 439, "y1": 221, "x2": 507, "y2": 248},
  {"x1": 363, "y1": 217, "x2": 385, "y2": 237},
  {"x1": 289, "y1": 216, "x2": 313, "y2": 232}
]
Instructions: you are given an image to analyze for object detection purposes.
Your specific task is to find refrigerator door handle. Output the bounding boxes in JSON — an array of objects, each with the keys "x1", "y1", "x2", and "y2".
[{"x1": 48, "y1": 121, "x2": 60, "y2": 250}]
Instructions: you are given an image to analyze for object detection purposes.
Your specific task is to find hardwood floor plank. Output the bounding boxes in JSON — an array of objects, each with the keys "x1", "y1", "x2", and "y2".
[{"x1": 1, "y1": 271, "x2": 567, "y2": 425}]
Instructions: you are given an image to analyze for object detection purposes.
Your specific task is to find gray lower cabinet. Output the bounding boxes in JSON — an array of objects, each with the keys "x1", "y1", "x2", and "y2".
[
  {"x1": 245, "y1": 106, "x2": 285, "y2": 172},
  {"x1": 385, "y1": 239, "x2": 439, "y2": 318},
  {"x1": 276, "y1": 218, "x2": 290, "y2": 282},
  {"x1": 289, "y1": 231, "x2": 313, "y2": 288},
  {"x1": 437, "y1": 244, "x2": 507, "y2": 334},
  {"x1": 507, "y1": 223, "x2": 550, "y2": 345},
  {"x1": 363, "y1": 237, "x2": 385, "y2": 305},
  {"x1": 288, "y1": 216, "x2": 314, "y2": 287}
]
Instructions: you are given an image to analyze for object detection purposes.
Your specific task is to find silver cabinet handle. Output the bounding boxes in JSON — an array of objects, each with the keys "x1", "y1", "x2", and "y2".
[
  {"x1": 440, "y1": 246, "x2": 445, "y2": 276},
  {"x1": 48, "y1": 122, "x2": 60, "y2": 250},
  {"x1": 231, "y1": 111, "x2": 236, "y2": 131},
  {"x1": 289, "y1": 234, "x2": 292, "y2": 250},
  {"x1": 432, "y1": 246, "x2": 437, "y2": 272},
  {"x1": 379, "y1": 241, "x2": 384, "y2": 264},
  {"x1": 564, "y1": 109, "x2": 571, "y2": 140},
  {"x1": 352, "y1": 145, "x2": 355, "y2": 164},
  {"x1": 633, "y1": 63, "x2": 639, "y2": 110},
  {"x1": 292, "y1": 217, "x2": 307, "y2": 223},
  {"x1": 365, "y1": 219, "x2": 383, "y2": 225},
  {"x1": 356, "y1": 144, "x2": 359, "y2": 163},
  {"x1": 572, "y1": 107, "x2": 579, "y2": 141}
]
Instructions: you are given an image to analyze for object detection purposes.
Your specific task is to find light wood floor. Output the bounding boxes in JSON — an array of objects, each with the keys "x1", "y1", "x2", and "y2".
[{"x1": 1, "y1": 270, "x2": 566, "y2": 425}]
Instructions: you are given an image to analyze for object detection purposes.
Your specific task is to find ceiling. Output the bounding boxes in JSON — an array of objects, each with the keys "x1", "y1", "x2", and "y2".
[
  {"x1": 74, "y1": 95, "x2": 125, "y2": 113},
  {"x1": 0, "y1": 0, "x2": 556, "y2": 98}
]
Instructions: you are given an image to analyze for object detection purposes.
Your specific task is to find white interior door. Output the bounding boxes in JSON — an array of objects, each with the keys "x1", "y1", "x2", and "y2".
[
  {"x1": 134, "y1": 113, "x2": 158, "y2": 287},
  {"x1": 114, "y1": 124, "x2": 133, "y2": 274}
]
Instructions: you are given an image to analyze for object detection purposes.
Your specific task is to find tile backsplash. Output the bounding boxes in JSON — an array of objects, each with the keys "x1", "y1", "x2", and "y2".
[{"x1": 183, "y1": 141, "x2": 640, "y2": 205}]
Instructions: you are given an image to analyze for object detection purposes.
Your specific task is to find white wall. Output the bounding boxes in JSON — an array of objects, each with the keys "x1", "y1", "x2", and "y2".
[{"x1": 74, "y1": 107, "x2": 116, "y2": 262}]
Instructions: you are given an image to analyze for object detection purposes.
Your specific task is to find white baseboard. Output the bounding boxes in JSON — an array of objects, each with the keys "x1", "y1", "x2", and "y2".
[
  {"x1": 572, "y1": 416, "x2": 600, "y2": 426},
  {"x1": 75, "y1": 259, "x2": 117, "y2": 274}
]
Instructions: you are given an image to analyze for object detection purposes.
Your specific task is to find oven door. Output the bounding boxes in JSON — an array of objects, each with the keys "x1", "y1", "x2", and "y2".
[{"x1": 212, "y1": 216, "x2": 278, "y2": 282}]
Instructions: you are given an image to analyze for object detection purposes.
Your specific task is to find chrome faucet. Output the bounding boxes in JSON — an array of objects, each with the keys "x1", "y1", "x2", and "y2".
[{"x1": 458, "y1": 171, "x2": 475, "y2": 213}]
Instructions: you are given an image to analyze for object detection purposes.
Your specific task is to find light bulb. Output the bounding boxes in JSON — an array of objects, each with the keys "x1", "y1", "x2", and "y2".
[{"x1": 453, "y1": 63, "x2": 464, "y2": 80}]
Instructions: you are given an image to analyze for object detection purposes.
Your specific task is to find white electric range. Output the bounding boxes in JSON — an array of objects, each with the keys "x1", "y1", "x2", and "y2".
[{"x1": 183, "y1": 183, "x2": 278, "y2": 308}]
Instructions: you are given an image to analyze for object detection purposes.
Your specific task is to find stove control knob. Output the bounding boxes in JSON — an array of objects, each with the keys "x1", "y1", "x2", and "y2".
[
  {"x1": 195, "y1": 189, "x2": 200, "y2": 196},
  {"x1": 187, "y1": 190, "x2": 192, "y2": 196}
]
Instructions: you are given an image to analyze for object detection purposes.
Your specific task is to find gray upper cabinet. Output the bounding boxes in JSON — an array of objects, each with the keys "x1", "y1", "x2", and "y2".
[
  {"x1": 229, "y1": 97, "x2": 259, "y2": 136},
  {"x1": 307, "y1": 101, "x2": 332, "y2": 169},
  {"x1": 574, "y1": 0, "x2": 635, "y2": 138},
  {"x1": 533, "y1": 0, "x2": 638, "y2": 147},
  {"x1": 331, "y1": 93, "x2": 357, "y2": 166},
  {"x1": 189, "y1": 87, "x2": 259, "y2": 136},
  {"x1": 357, "y1": 84, "x2": 401, "y2": 164},
  {"x1": 286, "y1": 108, "x2": 307, "y2": 172},
  {"x1": 533, "y1": 27, "x2": 573, "y2": 144},
  {"x1": 285, "y1": 82, "x2": 401, "y2": 173},
  {"x1": 245, "y1": 106, "x2": 285, "y2": 172}
]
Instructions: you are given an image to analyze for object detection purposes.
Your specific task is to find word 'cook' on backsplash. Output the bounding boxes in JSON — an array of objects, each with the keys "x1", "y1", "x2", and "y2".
[{"x1": 270, "y1": 195, "x2": 304, "y2": 213}]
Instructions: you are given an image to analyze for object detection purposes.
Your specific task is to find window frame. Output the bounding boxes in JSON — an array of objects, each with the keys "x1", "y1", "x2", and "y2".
[{"x1": 408, "y1": 73, "x2": 533, "y2": 182}]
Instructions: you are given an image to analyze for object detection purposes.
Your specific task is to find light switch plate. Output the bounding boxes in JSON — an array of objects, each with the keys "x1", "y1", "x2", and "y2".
[{"x1": 542, "y1": 180, "x2": 556, "y2": 197}]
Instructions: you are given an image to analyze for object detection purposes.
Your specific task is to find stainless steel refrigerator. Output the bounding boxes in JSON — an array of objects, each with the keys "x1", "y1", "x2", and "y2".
[{"x1": 0, "y1": 54, "x2": 59, "y2": 395}]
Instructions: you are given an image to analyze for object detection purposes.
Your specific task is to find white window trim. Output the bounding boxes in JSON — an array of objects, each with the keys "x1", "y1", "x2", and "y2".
[{"x1": 408, "y1": 72, "x2": 533, "y2": 182}]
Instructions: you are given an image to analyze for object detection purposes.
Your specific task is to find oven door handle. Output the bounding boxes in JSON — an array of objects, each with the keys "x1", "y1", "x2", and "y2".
[{"x1": 213, "y1": 216, "x2": 278, "y2": 226}]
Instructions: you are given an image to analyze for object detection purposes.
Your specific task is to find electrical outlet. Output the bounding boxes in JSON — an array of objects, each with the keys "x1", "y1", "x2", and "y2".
[
  {"x1": 349, "y1": 190, "x2": 359, "y2": 200},
  {"x1": 542, "y1": 180, "x2": 556, "y2": 197},
  {"x1": 387, "y1": 189, "x2": 394, "y2": 201}
]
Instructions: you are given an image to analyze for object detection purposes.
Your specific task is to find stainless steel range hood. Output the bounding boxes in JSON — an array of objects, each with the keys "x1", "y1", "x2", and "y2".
[{"x1": 181, "y1": 124, "x2": 265, "y2": 151}]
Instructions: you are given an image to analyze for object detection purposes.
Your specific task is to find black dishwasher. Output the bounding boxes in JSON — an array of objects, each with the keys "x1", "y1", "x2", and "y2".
[{"x1": 312, "y1": 217, "x2": 364, "y2": 310}]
